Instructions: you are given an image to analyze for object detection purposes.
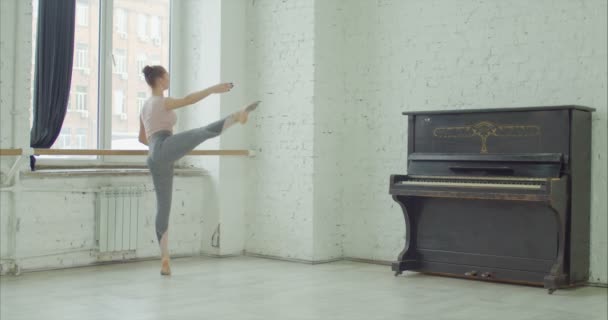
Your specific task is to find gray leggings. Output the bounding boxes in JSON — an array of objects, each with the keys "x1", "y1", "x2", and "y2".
[{"x1": 147, "y1": 118, "x2": 226, "y2": 242}]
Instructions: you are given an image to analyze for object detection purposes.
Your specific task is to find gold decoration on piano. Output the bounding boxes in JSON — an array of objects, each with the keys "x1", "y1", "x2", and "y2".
[{"x1": 433, "y1": 121, "x2": 540, "y2": 153}]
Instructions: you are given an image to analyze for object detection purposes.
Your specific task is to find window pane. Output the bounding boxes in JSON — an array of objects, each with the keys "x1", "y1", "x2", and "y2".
[
  {"x1": 75, "y1": 43, "x2": 89, "y2": 70},
  {"x1": 115, "y1": 8, "x2": 127, "y2": 35},
  {"x1": 136, "y1": 54, "x2": 147, "y2": 79},
  {"x1": 68, "y1": 0, "x2": 99, "y2": 151},
  {"x1": 76, "y1": 1, "x2": 89, "y2": 27},
  {"x1": 150, "y1": 16, "x2": 161, "y2": 44},
  {"x1": 76, "y1": 128, "x2": 87, "y2": 148},
  {"x1": 137, "y1": 14, "x2": 148, "y2": 41},
  {"x1": 112, "y1": 0, "x2": 170, "y2": 150},
  {"x1": 59, "y1": 128, "x2": 72, "y2": 149},
  {"x1": 113, "y1": 48, "x2": 127, "y2": 75},
  {"x1": 31, "y1": 0, "x2": 99, "y2": 155},
  {"x1": 114, "y1": 90, "x2": 124, "y2": 115},
  {"x1": 137, "y1": 92, "x2": 147, "y2": 114}
]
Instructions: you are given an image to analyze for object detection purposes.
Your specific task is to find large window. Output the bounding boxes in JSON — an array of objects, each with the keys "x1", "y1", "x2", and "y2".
[
  {"x1": 31, "y1": 0, "x2": 99, "y2": 155},
  {"x1": 31, "y1": 0, "x2": 171, "y2": 158}
]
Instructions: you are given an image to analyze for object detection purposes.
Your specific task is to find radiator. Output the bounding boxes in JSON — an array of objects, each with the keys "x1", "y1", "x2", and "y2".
[{"x1": 96, "y1": 186, "x2": 143, "y2": 253}]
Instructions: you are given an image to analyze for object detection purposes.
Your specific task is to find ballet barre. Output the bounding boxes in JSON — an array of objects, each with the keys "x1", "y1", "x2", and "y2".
[
  {"x1": 0, "y1": 148, "x2": 253, "y2": 157},
  {"x1": 1, "y1": 148, "x2": 253, "y2": 186}
]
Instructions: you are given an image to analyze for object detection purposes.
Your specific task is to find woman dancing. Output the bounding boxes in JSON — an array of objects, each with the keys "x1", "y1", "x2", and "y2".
[{"x1": 138, "y1": 65, "x2": 259, "y2": 275}]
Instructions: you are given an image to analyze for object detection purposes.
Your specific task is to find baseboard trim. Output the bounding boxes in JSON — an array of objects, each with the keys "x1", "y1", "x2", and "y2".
[
  {"x1": 243, "y1": 252, "x2": 342, "y2": 265},
  {"x1": 200, "y1": 252, "x2": 243, "y2": 259},
  {"x1": 344, "y1": 257, "x2": 393, "y2": 266},
  {"x1": 1, "y1": 254, "x2": 196, "y2": 276}
]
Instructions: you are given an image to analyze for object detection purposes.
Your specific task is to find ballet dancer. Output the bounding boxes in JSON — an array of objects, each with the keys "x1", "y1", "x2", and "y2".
[{"x1": 139, "y1": 65, "x2": 259, "y2": 275}]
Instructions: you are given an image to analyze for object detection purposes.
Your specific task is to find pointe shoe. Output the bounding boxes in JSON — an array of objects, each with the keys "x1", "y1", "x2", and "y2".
[
  {"x1": 238, "y1": 101, "x2": 261, "y2": 124},
  {"x1": 160, "y1": 259, "x2": 171, "y2": 276}
]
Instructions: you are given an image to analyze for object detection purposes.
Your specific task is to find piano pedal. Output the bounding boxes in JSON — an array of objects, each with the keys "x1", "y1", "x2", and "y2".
[
  {"x1": 394, "y1": 271, "x2": 403, "y2": 277},
  {"x1": 547, "y1": 288, "x2": 556, "y2": 295}
]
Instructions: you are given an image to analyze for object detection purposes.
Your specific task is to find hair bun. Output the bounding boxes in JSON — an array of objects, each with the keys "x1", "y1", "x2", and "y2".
[{"x1": 142, "y1": 65, "x2": 167, "y2": 87}]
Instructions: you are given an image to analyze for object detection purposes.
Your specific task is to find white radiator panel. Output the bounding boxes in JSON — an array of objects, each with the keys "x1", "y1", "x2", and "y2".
[{"x1": 96, "y1": 186, "x2": 143, "y2": 253}]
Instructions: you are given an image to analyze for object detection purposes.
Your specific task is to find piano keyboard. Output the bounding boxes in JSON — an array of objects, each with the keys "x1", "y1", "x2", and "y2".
[{"x1": 397, "y1": 176, "x2": 545, "y2": 190}]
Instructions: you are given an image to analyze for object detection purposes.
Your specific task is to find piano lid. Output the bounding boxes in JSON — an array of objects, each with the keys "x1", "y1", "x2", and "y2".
[
  {"x1": 408, "y1": 108, "x2": 573, "y2": 156},
  {"x1": 402, "y1": 105, "x2": 595, "y2": 116}
]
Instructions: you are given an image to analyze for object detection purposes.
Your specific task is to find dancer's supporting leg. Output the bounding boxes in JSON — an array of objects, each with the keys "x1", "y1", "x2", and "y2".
[{"x1": 147, "y1": 159, "x2": 174, "y2": 275}]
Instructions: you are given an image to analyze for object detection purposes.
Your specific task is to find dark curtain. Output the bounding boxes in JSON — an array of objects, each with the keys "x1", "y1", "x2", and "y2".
[{"x1": 30, "y1": 0, "x2": 77, "y2": 170}]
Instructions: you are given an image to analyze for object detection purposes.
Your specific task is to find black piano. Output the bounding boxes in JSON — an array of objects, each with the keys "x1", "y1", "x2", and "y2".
[{"x1": 390, "y1": 105, "x2": 595, "y2": 293}]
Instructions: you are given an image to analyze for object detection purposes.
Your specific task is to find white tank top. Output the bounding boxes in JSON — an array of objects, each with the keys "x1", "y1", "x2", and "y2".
[{"x1": 140, "y1": 96, "x2": 177, "y2": 138}]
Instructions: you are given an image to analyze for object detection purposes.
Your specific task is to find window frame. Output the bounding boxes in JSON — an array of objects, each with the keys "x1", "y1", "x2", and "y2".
[{"x1": 34, "y1": 0, "x2": 173, "y2": 166}]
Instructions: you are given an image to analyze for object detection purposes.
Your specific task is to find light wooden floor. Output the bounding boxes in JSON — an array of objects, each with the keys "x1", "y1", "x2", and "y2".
[{"x1": 1, "y1": 256, "x2": 606, "y2": 320}]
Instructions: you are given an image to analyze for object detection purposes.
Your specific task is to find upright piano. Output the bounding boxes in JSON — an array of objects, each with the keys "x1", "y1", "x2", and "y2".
[{"x1": 389, "y1": 105, "x2": 595, "y2": 293}]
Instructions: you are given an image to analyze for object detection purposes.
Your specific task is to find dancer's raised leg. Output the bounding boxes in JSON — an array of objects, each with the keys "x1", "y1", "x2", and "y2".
[{"x1": 159, "y1": 101, "x2": 261, "y2": 163}]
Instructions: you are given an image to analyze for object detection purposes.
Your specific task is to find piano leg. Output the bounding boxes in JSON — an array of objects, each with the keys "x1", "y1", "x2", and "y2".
[
  {"x1": 544, "y1": 273, "x2": 567, "y2": 294},
  {"x1": 392, "y1": 196, "x2": 420, "y2": 277},
  {"x1": 393, "y1": 265, "x2": 403, "y2": 277},
  {"x1": 392, "y1": 260, "x2": 419, "y2": 276},
  {"x1": 544, "y1": 178, "x2": 569, "y2": 294}
]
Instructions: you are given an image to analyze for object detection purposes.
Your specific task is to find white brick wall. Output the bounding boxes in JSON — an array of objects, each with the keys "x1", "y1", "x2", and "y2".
[
  {"x1": 313, "y1": 0, "x2": 346, "y2": 261},
  {"x1": 245, "y1": 0, "x2": 316, "y2": 260},
  {"x1": 0, "y1": 174, "x2": 213, "y2": 273},
  {"x1": 0, "y1": 0, "x2": 17, "y2": 151},
  {"x1": 218, "y1": 0, "x2": 249, "y2": 256},
  {"x1": 0, "y1": 0, "x2": 32, "y2": 151},
  {"x1": 170, "y1": 0, "x2": 223, "y2": 257}
]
